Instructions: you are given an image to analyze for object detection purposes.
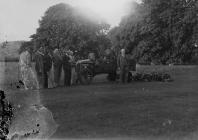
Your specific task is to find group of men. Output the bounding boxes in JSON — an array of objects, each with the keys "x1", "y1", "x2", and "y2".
[
  {"x1": 34, "y1": 47, "x2": 74, "y2": 89},
  {"x1": 33, "y1": 46, "x2": 133, "y2": 88}
]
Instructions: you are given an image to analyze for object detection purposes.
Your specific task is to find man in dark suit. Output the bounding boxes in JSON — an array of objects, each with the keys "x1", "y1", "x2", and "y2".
[
  {"x1": 43, "y1": 48, "x2": 52, "y2": 88},
  {"x1": 62, "y1": 51, "x2": 71, "y2": 86},
  {"x1": 34, "y1": 47, "x2": 44, "y2": 89},
  {"x1": 53, "y1": 48, "x2": 63, "y2": 87},
  {"x1": 35, "y1": 47, "x2": 52, "y2": 88},
  {"x1": 117, "y1": 49, "x2": 129, "y2": 83}
]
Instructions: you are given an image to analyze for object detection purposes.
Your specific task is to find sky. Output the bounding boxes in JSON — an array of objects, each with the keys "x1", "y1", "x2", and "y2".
[{"x1": 0, "y1": 0, "x2": 139, "y2": 42}]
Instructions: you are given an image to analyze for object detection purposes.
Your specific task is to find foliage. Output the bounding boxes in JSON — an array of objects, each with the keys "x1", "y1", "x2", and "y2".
[
  {"x1": 0, "y1": 90, "x2": 13, "y2": 140},
  {"x1": 109, "y1": 0, "x2": 198, "y2": 64},
  {"x1": 19, "y1": 41, "x2": 33, "y2": 54},
  {"x1": 130, "y1": 72, "x2": 173, "y2": 82},
  {"x1": 30, "y1": 3, "x2": 111, "y2": 59}
]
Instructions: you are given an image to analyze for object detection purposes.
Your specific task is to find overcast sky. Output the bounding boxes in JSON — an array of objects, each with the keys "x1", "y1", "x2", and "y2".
[{"x1": 0, "y1": 0, "x2": 138, "y2": 42}]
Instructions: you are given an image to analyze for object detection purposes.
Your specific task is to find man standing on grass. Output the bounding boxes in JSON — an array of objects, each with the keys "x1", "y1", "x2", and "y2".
[
  {"x1": 35, "y1": 47, "x2": 52, "y2": 89},
  {"x1": 62, "y1": 50, "x2": 71, "y2": 86},
  {"x1": 53, "y1": 48, "x2": 63, "y2": 87},
  {"x1": 117, "y1": 49, "x2": 129, "y2": 83},
  {"x1": 35, "y1": 47, "x2": 45, "y2": 89},
  {"x1": 69, "y1": 51, "x2": 76, "y2": 85},
  {"x1": 43, "y1": 48, "x2": 52, "y2": 88}
]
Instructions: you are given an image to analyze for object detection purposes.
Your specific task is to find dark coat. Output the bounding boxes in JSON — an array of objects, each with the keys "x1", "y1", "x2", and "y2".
[
  {"x1": 117, "y1": 55, "x2": 128, "y2": 69},
  {"x1": 62, "y1": 54, "x2": 71, "y2": 70},
  {"x1": 43, "y1": 54, "x2": 52, "y2": 72},
  {"x1": 34, "y1": 51, "x2": 44, "y2": 74}
]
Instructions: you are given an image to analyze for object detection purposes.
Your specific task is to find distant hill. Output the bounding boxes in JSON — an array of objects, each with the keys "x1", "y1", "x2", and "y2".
[{"x1": 0, "y1": 41, "x2": 24, "y2": 61}]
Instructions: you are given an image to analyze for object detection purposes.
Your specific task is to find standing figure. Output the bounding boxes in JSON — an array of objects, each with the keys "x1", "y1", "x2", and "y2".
[
  {"x1": 43, "y1": 48, "x2": 52, "y2": 88},
  {"x1": 47, "y1": 51, "x2": 56, "y2": 88},
  {"x1": 62, "y1": 51, "x2": 71, "y2": 86},
  {"x1": 19, "y1": 46, "x2": 38, "y2": 90},
  {"x1": 35, "y1": 47, "x2": 44, "y2": 89},
  {"x1": 69, "y1": 51, "x2": 76, "y2": 85},
  {"x1": 117, "y1": 49, "x2": 129, "y2": 83},
  {"x1": 53, "y1": 48, "x2": 63, "y2": 87}
]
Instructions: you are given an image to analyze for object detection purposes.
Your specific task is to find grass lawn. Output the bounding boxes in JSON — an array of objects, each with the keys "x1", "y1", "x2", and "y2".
[{"x1": 38, "y1": 65, "x2": 198, "y2": 139}]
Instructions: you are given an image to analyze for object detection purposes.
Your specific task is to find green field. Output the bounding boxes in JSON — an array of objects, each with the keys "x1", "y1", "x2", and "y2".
[{"x1": 29, "y1": 65, "x2": 198, "y2": 140}]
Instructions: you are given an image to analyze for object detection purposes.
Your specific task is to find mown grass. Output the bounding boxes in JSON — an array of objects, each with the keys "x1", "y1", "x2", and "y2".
[{"x1": 38, "y1": 65, "x2": 198, "y2": 139}]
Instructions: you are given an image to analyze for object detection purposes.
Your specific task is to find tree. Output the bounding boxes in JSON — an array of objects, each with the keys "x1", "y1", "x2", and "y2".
[
  {"x1": 109, "y1": 0, "x2": 198, "y2": 64},
  {"x1": 30, "y1": 3, "x2": 111, "y2": 59}
]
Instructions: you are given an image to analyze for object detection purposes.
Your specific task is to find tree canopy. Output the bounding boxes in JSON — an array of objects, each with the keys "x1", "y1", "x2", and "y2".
[
  {"x1": 109, "y1": 0, "x2": 198, "y2": 64},
  {"x1": 30, "y1": 3, "x2": 111, "y2": 59}
]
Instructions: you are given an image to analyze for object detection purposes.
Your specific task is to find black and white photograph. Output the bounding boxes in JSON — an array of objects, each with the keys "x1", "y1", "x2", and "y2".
[{"x1": 0, "y1": 0, "x2": 198, "y2": 139}]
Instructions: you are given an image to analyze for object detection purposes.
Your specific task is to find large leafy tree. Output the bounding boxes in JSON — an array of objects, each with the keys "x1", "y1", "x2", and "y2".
[
  {"x1": 110, "y1": 0, "x2": 198, "y2": 64},
  {"x1": 30, "y1": 3, "x2": 111, "y2": 59}
]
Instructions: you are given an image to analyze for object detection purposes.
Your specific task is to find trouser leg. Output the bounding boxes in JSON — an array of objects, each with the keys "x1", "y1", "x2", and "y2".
[
  {"x1": 54, "y1": 64, "x2": 61, "y2": 86},
  {"x1": 36, "y1": 72, "x2": 43, "y2": 89},
  {"x1": 125, "y1": 69, "x2": 129, "y2": 83},
  {"x1": 57, "y1": 66, "x2": 61, "y2": 85},
  {"x1": 120, "y1": 66, "x2": 128, "y2": 83},
  {"x1": 71, "y1": 68, "x2": 74, "y2": 85},
  {"x1": 63, "y1": 68, "x2": 66, "y2": 86},
  {"x1": 63, "y1": 67, "x2": 71, "y2": 86},
  {"x1": 43, "y1": 71, "x2": 48, "y2": 88},
  {"x1": 68, "y1": 69, "x2": 71, "y2": 86},
  {"x1": 122, "y1": 69, "x2": 126, "y2": 83},
  {"x1": 54, "y1": 66, "x2": 58, "y2": 85},
  {"x1": 120, "y1": 68, "x2": 125, "y2": 83},
  {"x1": 58, "y1": 65, "x2": 62, "y2": 85}
]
